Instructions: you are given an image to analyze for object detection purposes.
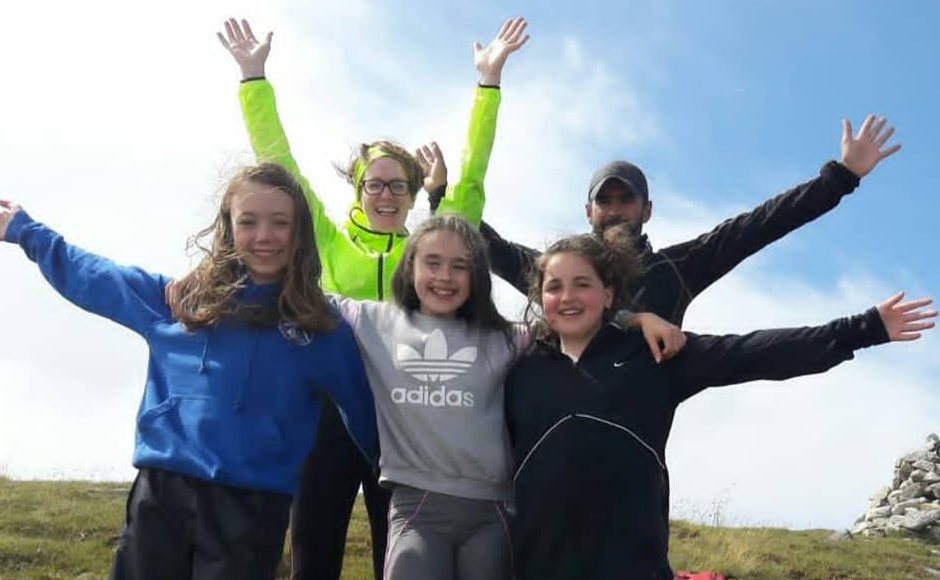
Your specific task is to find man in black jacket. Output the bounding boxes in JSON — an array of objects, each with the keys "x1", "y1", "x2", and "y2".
[{"x1": 465, "y1": 115, "x2": 900, "y2": 327}]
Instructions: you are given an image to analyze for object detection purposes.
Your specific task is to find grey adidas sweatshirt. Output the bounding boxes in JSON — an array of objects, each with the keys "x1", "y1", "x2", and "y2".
[{"x1": 332, "y1": 296, "x2": 528, "y2": 501}]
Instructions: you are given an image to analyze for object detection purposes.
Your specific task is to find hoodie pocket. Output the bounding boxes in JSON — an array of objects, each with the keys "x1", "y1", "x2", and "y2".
[{"x1": 137, "y1": 395, "x2": 286, "y2": 473}]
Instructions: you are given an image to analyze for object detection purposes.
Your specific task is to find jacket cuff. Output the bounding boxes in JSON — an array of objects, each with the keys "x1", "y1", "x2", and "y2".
[
  {"x1": 477, "y1": 83, "x2": 500, "y2": 90},
  {"x1": 843, "y1": 307, "x2": 890, "y2": 351},
  {"x1": 240, "y1": 76, "x2": 267, "y2": 84},
  {"x1": 820, "y1": 160, "x2": 861, "y2": 195},
  {"x1": 428, "y1": 183, "x2": 448, "y2": 213},
  {"x1": 4, "y1": 210, "x2": 33, "y2": 244}
]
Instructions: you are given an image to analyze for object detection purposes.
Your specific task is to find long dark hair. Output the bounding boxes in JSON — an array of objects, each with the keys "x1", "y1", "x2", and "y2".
[
  {"x1": 177, "y1": 163, "x2": 336, "y2": 333},
  {"x1": 524, "y1": 222, "x2": 645, "y2": 341},
  {"x1": 392, "y1": 215, "x2": 510, "y2": 334}
]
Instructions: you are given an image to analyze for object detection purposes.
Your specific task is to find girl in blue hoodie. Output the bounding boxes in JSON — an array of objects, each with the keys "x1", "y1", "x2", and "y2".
[{"x1": 0, "y1": 163, "x2": 377, "y2": 580}]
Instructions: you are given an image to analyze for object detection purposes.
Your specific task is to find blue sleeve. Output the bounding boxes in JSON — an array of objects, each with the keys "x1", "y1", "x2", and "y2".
[
  {"x1": 319, "y1": 321, "x2": 379, "y2": 464},
  {"x1": 5, "y1": 211, "x2": 171, "y2": 336}
]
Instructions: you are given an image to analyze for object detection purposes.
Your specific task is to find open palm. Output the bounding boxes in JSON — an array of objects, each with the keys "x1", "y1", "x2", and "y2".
[
  {"x1": 474, "y1": 17, "x2": 530, "y2": 85},
  {"x1": 840, "y1": 115, "x2": 901, "y2": 178},
  {"x1": 216, "y1": 18, "x2": 272, "y2": 79}
]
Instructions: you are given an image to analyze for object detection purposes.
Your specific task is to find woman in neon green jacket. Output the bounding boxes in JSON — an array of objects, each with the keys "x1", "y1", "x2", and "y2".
[{"x1": 216, "y1": 16, "x2": 529, "y2": 580}]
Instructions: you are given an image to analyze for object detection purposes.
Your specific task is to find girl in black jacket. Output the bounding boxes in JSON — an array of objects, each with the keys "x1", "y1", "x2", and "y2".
[{"x1": 504, "y1": 227, "x2": 935, "y2": 580}]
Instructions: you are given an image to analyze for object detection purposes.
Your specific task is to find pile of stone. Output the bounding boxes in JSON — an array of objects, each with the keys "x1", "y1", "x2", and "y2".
[{"x1": 852, "y1": 433, "x2": 940, "y2": 539}]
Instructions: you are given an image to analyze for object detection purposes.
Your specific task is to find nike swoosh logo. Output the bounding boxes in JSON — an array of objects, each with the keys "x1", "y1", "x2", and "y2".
[{"x1": 613, "y1": 361, "x2": 627, "y2": 368}]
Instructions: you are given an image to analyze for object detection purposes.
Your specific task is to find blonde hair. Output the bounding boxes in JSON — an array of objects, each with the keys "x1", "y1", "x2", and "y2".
[{"x1": 335, "y1": 140, "x2": 423, "y2": 201}]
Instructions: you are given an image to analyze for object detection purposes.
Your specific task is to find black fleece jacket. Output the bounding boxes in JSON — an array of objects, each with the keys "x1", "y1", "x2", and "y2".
[
  {"x1": 478, "y1": 160, "x2": 860, "y2": 324},
  {"x1": 505, "y1": 309, "x2": 888, "y2": 580}
]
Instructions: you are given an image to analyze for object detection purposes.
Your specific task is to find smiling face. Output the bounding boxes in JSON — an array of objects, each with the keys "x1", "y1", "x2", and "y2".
[
  {"x1": 585, "y1": 180, "x2": 652, "y2": 236},
  {"x1": 229, "y1": 179, "x2": 295, "y2": 284},
  {"x1": 412, "y1": 230, "x2": 472, "y2": 318},
  {"x1": 540, "y1": 251, "x2": 614, "y2": 347},
  {"x1": 360, "y1": 157, "x2": 416, "y2": 233}
]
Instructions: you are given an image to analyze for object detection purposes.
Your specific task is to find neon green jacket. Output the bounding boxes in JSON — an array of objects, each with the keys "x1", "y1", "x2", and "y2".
[{"x1": 239, "y1": 79, "x2": 498, "y2": 300}]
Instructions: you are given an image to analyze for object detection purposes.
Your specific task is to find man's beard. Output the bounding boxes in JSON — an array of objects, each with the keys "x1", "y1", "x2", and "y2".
[{"x1": 592, "y1": 215, "x2": 643, "y2": 238}]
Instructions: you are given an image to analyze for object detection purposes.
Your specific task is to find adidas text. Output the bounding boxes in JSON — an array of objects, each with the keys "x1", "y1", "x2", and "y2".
[{"x1": 391, "y1": 385, "x2": 475, "y2": 407}]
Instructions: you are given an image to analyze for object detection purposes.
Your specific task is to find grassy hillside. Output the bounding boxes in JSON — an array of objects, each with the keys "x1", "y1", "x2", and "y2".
[{"x1": 1, "y1": 476, "x2": 937, "y2": 579}]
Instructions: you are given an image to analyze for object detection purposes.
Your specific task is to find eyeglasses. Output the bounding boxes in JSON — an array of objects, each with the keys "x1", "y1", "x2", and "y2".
[{"x1": 361, "y1": 179, "x2": 411, "y2": 197}]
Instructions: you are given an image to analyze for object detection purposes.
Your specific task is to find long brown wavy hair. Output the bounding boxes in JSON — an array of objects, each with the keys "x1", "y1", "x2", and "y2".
[
  {"x1": 392, "y1": 215, "x2": 511, "y2": 335},
  {"x1": 176, "y1": 163, "x2": 336, "y2": 333},
  {"x1": 524, "y1": 223, "x2": 645, "y2": 341},
  {"x1": 334, "y1": 140, "x2": 424, "y2": 201}
]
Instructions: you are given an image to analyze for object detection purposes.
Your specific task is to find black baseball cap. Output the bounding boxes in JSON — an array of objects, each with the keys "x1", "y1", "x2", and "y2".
[{"x1": 588, "y1": 160, "x2": 649, "y2": 201}]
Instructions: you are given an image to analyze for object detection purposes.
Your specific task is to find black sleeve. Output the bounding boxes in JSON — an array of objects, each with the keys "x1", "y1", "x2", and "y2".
[
  {"x1": 669, "y1": 307, "x2": 888, "y2": 404},
  {"x1": 479, "y1": 220, "x2": 541, "y2": 295},
  {"x1": 428, "y1": 183, "x2": 448, "y2": 213},
  {"x1": 655, "y1": 161, "x2": 860, "y2": 300}
]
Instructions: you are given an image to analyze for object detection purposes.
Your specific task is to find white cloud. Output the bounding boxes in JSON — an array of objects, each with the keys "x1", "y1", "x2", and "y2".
[{"x1": 1, "y1": 0, "x2": 936, "y2": 535}]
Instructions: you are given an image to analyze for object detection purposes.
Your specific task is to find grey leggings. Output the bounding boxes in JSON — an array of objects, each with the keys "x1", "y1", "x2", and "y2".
[{"x1": 383, "y1": 485, "x2": 512, "y2": 580}]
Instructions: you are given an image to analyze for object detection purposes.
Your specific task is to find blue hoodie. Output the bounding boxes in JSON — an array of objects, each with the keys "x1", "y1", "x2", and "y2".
[{"x1": 5, "y1": 211, "x2": 378, "y2": 495}]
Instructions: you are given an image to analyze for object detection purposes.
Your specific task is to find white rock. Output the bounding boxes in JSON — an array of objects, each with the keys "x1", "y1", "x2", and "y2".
[
  {"x1": 895, "y1": 497, "x2": 928, "y2": 510},
  {"x1": 913, "y1": 470, "x2": 929, "y2": 483},
  {"x1": 852, "y1": 521, "x2": 871, "y2": 534},
  {"x1": 870, "y1": 486, "x2": 892, "y2": 504},
  {"x1": 914, "y1": 460, "x2": 939, "y2": 473},
  {"x1": 900, "y1": 509, "x2": 940, "y2": 531},
  {"x1": 901, "y1": 483, "x2": 929, "y2": 501},
  {"x1": 926, "y1": 471, "x2": 940, "y2": 484},
  {"x1": 868, "y1": 506, "x2": 893, "y2": 520}
]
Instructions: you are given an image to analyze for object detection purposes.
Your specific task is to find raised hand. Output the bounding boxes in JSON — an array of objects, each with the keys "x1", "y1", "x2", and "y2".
[
  {"x1": 841, "y1": 115, "x2": 902, "y2": 178},
  {"x1": 216, "y1": 18, "x2": 272, "y2": 80},
  {"x1": 0, "y1": 200, "x2": 22, "y2": 241},
  {"x1": 876, "y1": 291, "x2": 937, "y2": 341},
  {"x1": 473, "y1": 17, "x2": 530, "y2": 86},
  {"x1": 416, "y1": 142, "x2": 447, "y2": 194}
]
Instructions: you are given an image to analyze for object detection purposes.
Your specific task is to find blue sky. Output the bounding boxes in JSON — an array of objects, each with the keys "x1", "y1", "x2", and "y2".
[{"x1": 0, "y1": 0, "x2": 937, "y2": 531}]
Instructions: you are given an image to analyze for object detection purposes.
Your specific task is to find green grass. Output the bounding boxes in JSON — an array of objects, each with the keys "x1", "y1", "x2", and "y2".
[{"x1": 0, "y1": 478, "x2": 937, "y2": 579}]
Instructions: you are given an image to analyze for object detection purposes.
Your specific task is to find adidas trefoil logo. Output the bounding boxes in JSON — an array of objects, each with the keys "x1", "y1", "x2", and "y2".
[
  {"x1": 396, "y1": 329, "x2": 476, "y2": 382},
  {"x1": 393, "y1": 329, "x2": 477, "y2": 408}
]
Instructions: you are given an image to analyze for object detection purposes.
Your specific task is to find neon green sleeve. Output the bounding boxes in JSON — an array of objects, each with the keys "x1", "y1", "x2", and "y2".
[
  {"x1": 436, "y1": 86, "x2": 501, "y2": 228},
  {"x1": 239, "y1": 79, "x2": 338, "y2": 247}
]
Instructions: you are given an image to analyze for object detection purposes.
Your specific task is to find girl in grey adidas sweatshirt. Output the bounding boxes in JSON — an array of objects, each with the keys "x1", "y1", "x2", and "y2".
[{"x1": 327, "y1": 215, "x2": 677, "y2": 580}]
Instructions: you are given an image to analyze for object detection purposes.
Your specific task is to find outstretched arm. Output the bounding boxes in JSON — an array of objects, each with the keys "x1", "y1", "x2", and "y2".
[
  {"x1": 670, "y1": 292, "x2": 936, "y2": 403},
  {"x1": 219, "y1": 18, "x2": 339, "y2": 249},
  {"x1": 437, "y1": 18, "x2": 530, "y2": 225},
  {"x1": 655, "y1": 115, "x2": 902, "y2": 306},
  {"x1": 2, "y1": 202, "x2": 168, "y2": 335}
]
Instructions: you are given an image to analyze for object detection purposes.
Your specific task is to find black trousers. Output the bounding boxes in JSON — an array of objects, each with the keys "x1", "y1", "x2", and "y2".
[
  {"x1": 110, "y1": 467, "x2": 292, "y2": 580},
  {"x1": 290, "y1": 397, "x2": 391, "y2": 580}
]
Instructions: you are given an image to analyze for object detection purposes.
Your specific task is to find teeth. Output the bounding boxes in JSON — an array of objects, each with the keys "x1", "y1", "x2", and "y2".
[
  {"x1": 376, "y1": 208, "x2": 398, "y2": 215},
  {"x1": 432, "y1": 288, "x2": 456, "y2": 296}
]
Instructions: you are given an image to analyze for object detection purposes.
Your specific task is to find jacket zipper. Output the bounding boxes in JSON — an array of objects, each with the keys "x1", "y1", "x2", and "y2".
[{"x1": 375, "y1": 233, "x2": 395, "y2": 300}]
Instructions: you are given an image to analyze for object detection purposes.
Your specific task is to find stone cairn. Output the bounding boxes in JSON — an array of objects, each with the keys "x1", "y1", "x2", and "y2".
[{"x1": 853, "y1": 433, "x2": 940, "y2": 539}]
